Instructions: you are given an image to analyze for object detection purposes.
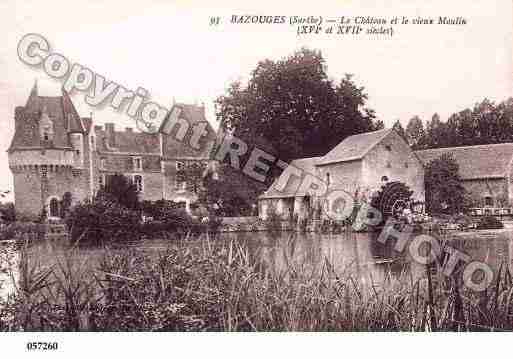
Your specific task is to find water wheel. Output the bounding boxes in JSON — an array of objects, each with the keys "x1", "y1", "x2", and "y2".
[{"x1": 370, "y1": 181, "x2": 414, "y2": 225}]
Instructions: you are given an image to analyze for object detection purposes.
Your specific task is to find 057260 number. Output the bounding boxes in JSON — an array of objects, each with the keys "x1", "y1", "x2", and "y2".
[{"x1": 26, "y1": 342, "x2": 58, "y2": 351}]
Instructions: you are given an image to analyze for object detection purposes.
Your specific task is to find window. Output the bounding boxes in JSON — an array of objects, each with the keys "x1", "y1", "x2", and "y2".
[
  {"x1": 99, "y1": 174, "x2": 105, "y2": 188},
  {"x1": 386, "y1": 161, "x2": 391, "y2": 168},
  {"x1": 43, "y1": 125, "x2": 51, "y2": 141},
  {"x1": 175, "y1": 178, "x2": 186, "y2": 190},
  {"x1": 49, "y1": 198, "x2": 59, "y2": 218},
  {"x1": 404, "y1": 161, "x2": 409, "y2": 168},
  {"x1": 133, "y1": 157, "x2": 142, "y2": 171},
  {"x1": 485, "y1": 196, "x2": 493, "y2": 207},
  {"x1": 176, "y1": 161, "x2": 185, "y2": 171},
  {"x1": 90, "y1": 136, "x2": 95, "y2": 149},
  {"x1": 41, "y1": 165, "x2": 48, "y2": 178},
  {"x1": 385, "y1": 144, "x2": 392, "y2": 151},
  {"x1": 326, "y1": 172, "x2": 330, "y2": 186},
  {"x1": 76, "y1": 149, "x2": 81, "y2": 156},
  {"x1": 133, "y1": 175, "x2": 143, "y2": 192},
  {"x1": 381, "y1": 176, "x2": 389, "y2": 182},
  {"x1": 100, "y1": 158, "x2": 106, "y2": 170}
]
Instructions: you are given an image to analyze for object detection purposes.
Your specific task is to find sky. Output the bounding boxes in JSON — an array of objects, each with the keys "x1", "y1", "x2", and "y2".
[{"x1": 0, "y1": 0, "x2": 512, "y2": 203}]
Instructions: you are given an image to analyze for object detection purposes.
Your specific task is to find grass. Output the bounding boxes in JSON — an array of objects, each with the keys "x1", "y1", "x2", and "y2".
[{"x1": 1, "y1": 233, "x2": 513, "y2": 331}]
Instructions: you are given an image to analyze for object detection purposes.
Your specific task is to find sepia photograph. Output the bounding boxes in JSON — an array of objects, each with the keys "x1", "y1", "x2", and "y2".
[{"x1": 0, "y1": 0, "x2": 512, "y2": 356}]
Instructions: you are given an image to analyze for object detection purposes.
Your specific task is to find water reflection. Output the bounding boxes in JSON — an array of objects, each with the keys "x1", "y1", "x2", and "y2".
[{"x1": 218, "y1": 228, "x2": 513, "y2": 286}]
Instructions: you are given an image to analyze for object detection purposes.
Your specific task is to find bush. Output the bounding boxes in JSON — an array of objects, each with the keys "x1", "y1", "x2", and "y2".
[
  {"x1": 66, "y1": 198, "x2": 141, "y2": 245},
  {"x1": 15, "y1": 211, "x2": 40, "y2": 223},
  {"x1": 476, "y1": 216, "x2": 504, "y2": 230},
  {"x1": 140, "y1": 200, "x2": 193, "y2": 235},
  {"x1": 0, "y1": 203, "x2": 15, "y2": 223},
  {"x1": 0, "y1": 222, "x2": 46, "y2": 241}
]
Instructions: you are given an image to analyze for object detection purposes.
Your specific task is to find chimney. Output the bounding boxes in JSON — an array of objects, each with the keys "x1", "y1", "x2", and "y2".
[
  {"x1": 105, "y1": 123, "x2": 115, "y2": 147},
  {"x1": 125, "y1": 127, "x2": 133, "y2": 133}
]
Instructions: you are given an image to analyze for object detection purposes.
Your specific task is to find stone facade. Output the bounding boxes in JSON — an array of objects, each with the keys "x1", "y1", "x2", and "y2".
[
  {"x1": 415, "y1": 143, "x2": 513, "y2": 208},
  {"x1": 259, "y1": 129, "x2": 425, "y2": 220},
  {"x1": 8, "y1": 83, "x2": 216, "y2": 218}
]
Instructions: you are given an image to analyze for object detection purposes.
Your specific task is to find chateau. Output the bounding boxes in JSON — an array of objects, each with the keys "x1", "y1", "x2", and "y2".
[{"x1": 8, "y1": 83, "x2": 216, "y2": 218}]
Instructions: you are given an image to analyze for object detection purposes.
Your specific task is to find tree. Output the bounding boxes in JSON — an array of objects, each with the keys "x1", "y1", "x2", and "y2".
[
  {"x1": 97, "y1": 173, "x2": 139, "y2": 210},
  {"x1": 201, "y1": 164, "x2": 265, "y2": 216},
  {"x1": 0, "y1": 202, "x2": 15, "y2": 222},
  {"x1": 419, "y1": 97, "x2": 513, "y2": 149},
  {"x1": 424, "y1": 153, "x2": 467, "y2": 214},
  {"x1": 392, "y1": 120, "x2": 407, "y2": 143},
  {"x1": 405, "y1": 116, "x2": 425, "y2": 149},
  {"x1": 215, "y1": 48, "x2": 379, "y2": 164},
  {"x1": 424, "y1": 113, "x2": 449, "y2": 148}
]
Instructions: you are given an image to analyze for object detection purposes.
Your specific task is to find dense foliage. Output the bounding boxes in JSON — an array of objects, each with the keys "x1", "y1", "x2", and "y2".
[
  {"x1": 66, "y1": 198, "x2": 142, "y2": 245},
  {"x1": 215, "y1": 48, "x2": 382, "y2": 164},
  {"x1": 0, "y1": 202, "x2": 15, "y2": 223},
  {"x1": 424, "y1": 153, "x2": 467, "y2": 215},
  {"x1": 201, "y1": 165, "x2": 263, "y2": 216},
  {"x1": 405, "y1": 98, "x2": 513, "y2": 150},
  {"x1": 97, "y1": 173, "x2": 140, "y2": 210}
]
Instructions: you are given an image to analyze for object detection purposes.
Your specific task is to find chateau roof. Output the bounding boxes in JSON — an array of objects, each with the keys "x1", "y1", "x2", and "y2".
[
  {"x1": 9, "y1": 86, "x2": 87, "y2": 151},
  {"x1": 161, "y1": 103, "x2": 216, "y2": 160},
  {"x1": 415, "y1": 143, "x2": 513, "y2": 180},
  {"x1": 259, "y1": 156, "x2": 322, "y2": 199},
  {"x1": 317, "y1": 128, "x2": 393, "y2": 166},
  {"x1": 95, "y1": 127, "x2": 161, "y2": 154}
]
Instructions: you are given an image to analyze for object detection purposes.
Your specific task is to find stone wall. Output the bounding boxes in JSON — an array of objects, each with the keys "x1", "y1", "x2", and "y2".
[
  {"x1": 12, "y1": 168, "x2": 42, "y2": 216},
  {"x1": 362, "y1": 131, "x2": 425, "y2": 203},
  {"x1": 317, "y1": 160, "x2": 363, "y2": 197}
]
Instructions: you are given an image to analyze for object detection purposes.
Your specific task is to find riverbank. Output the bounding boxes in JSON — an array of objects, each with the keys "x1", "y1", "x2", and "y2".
[{"x1": 1, "y1": 232, "x2": 512, "y2": 331}]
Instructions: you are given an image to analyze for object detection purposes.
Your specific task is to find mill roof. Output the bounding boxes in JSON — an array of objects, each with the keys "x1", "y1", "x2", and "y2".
[
  {"x1": 415, "y1": 143, "x2": 513, "y2": 180},
  {"x1": 317, "y1": 128, "x2": 393, "y2": 166},
  {"x1": 259, "y1": 156, "x2": 322, "y2": 199}
]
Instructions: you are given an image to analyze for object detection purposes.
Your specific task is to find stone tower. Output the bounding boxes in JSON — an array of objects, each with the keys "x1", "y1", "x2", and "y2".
[{"x1": 7, "y1": 82, "x2": 94, "y2": 219}]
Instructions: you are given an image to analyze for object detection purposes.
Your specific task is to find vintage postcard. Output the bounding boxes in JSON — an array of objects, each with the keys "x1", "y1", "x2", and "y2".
[{"x1": 0, "y1": 0, "x2": 512, "y2": 356}]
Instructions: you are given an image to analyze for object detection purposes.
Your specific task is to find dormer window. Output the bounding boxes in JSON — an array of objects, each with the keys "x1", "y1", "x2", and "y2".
[
  {"x1": 43, "y1": 125, "x2": 51, "y2": 141},
  {"x1": 385, "y1": 144, "x2": 392, "y2": 151}
]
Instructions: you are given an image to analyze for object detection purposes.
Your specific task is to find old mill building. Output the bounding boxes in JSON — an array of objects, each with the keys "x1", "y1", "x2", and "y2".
[{"x1": 259, "y1": 128, "x2": 513, "y2": 220}]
